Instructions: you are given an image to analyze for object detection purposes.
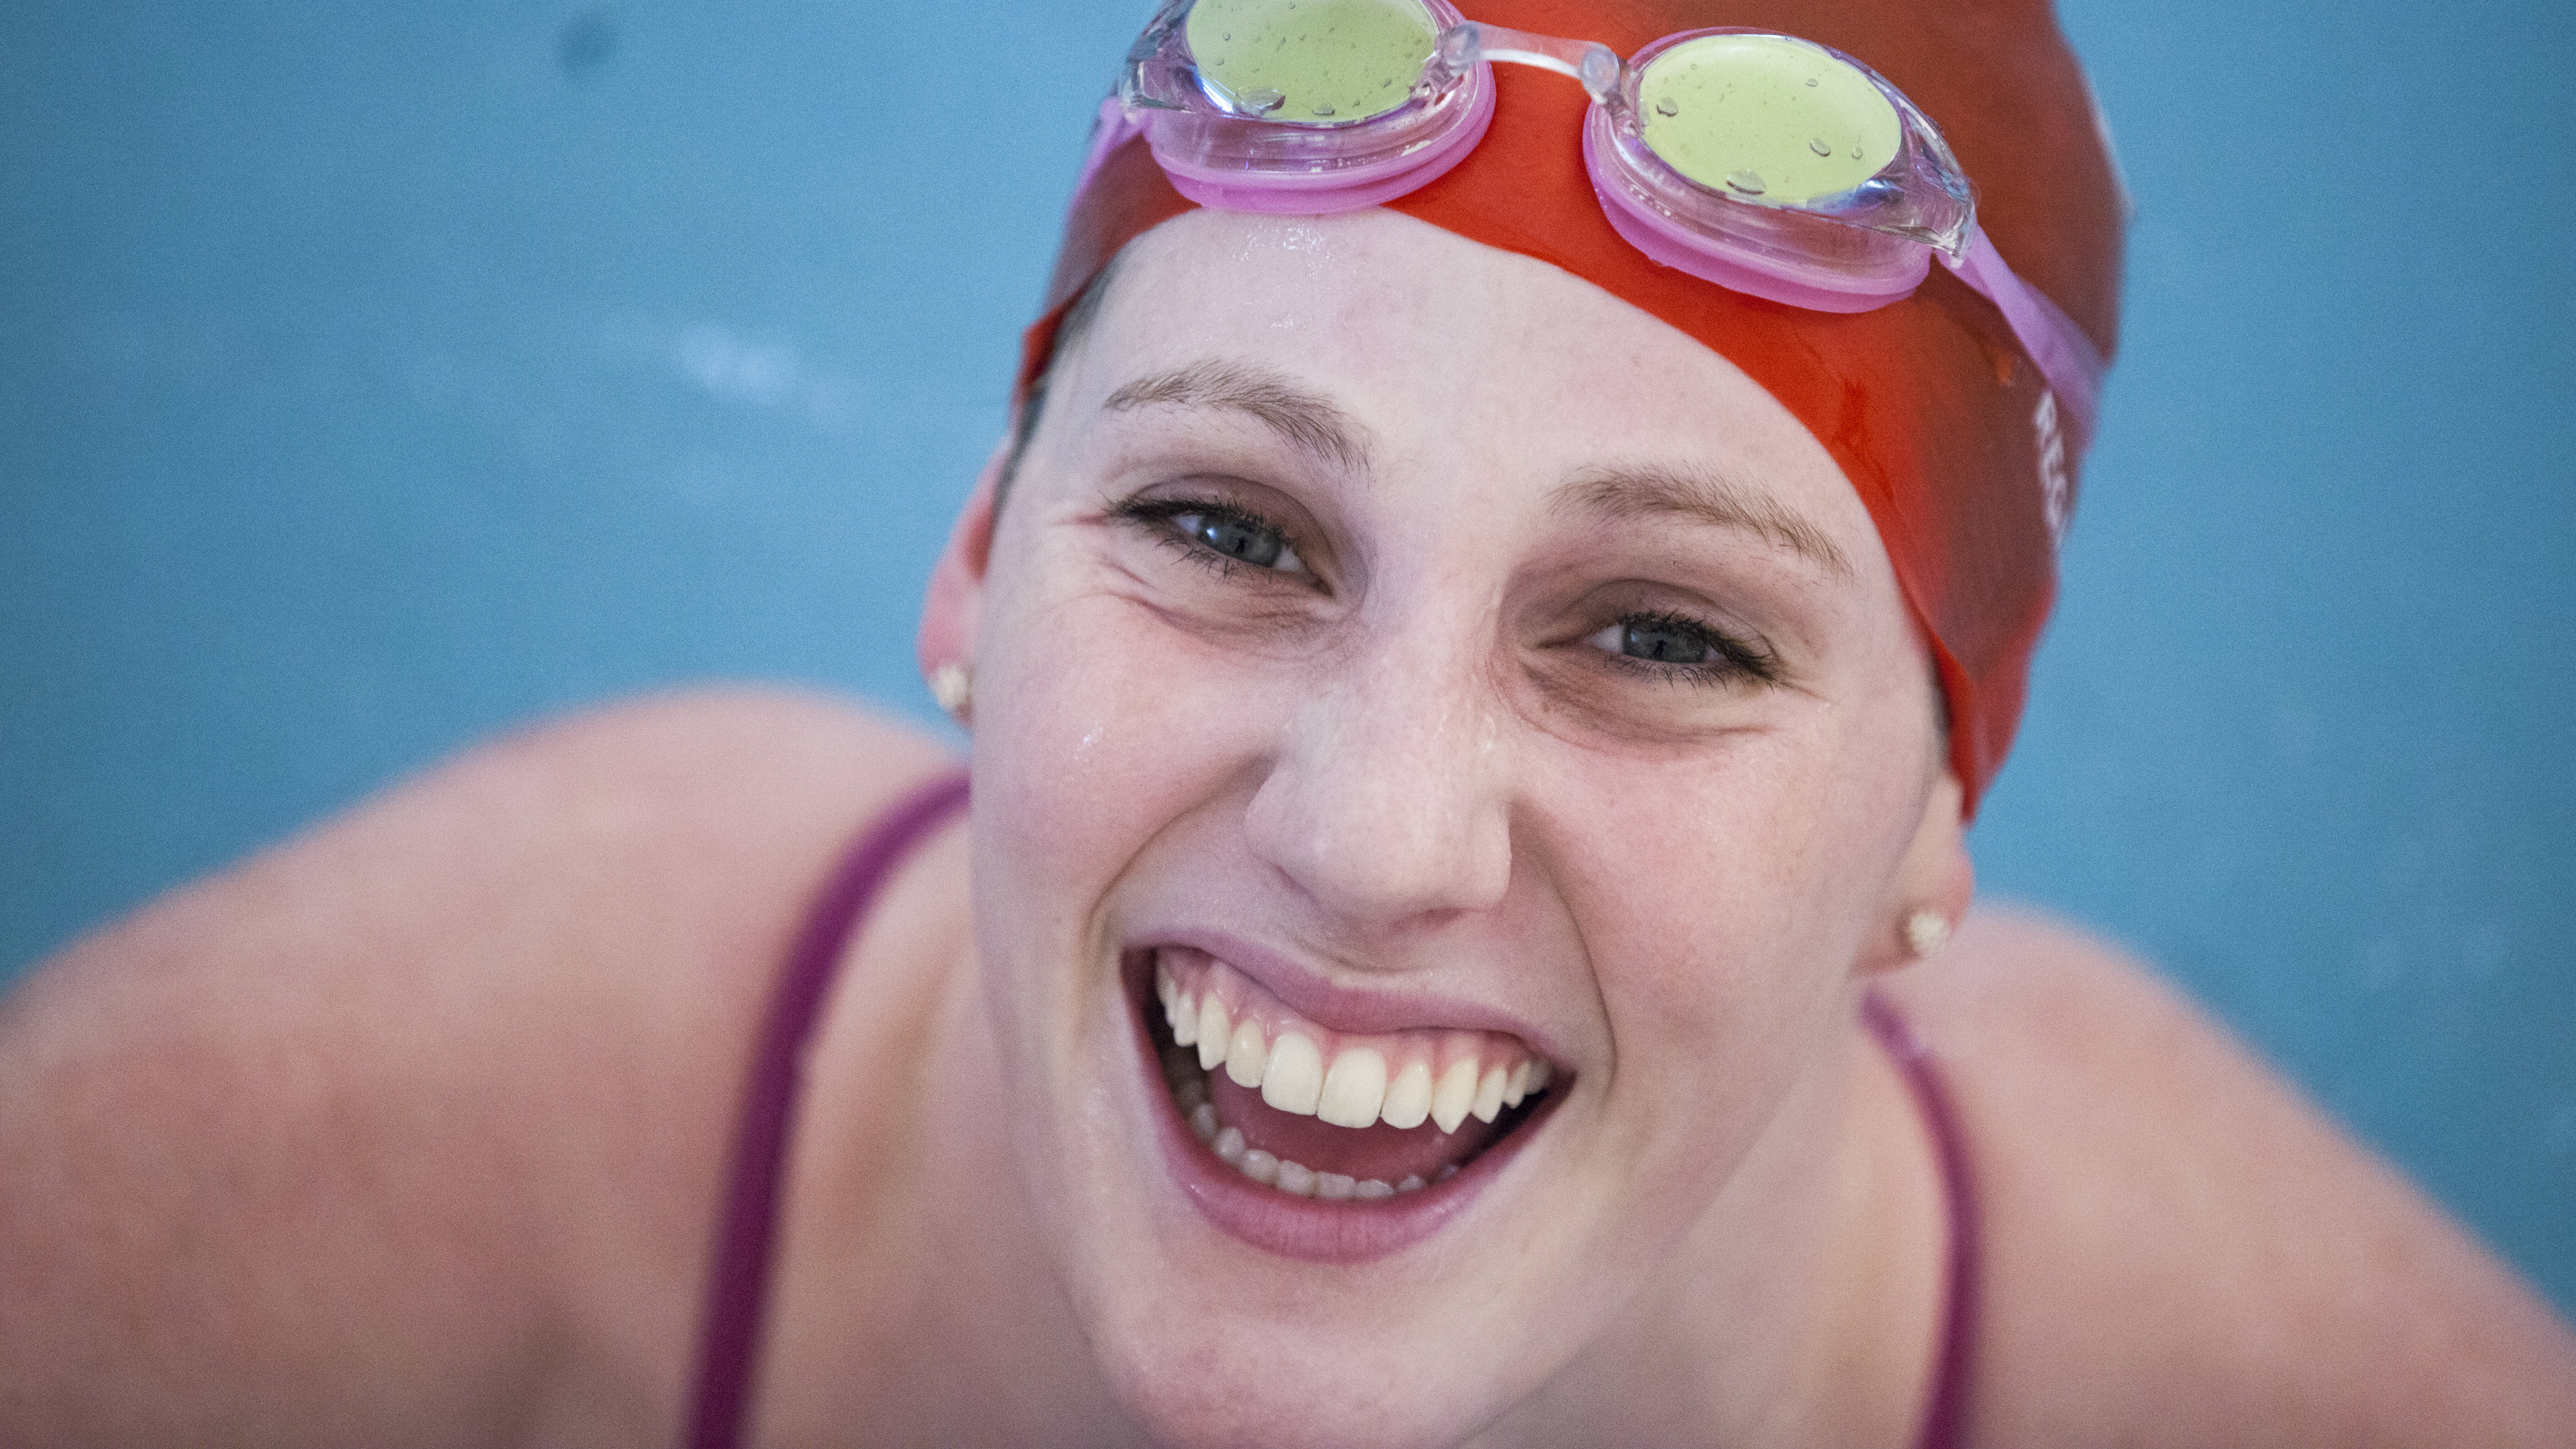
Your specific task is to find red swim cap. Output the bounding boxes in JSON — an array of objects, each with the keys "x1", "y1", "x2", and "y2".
[{"x1": 1019, "y1": 0, "x2": 2125, "y2": 812}]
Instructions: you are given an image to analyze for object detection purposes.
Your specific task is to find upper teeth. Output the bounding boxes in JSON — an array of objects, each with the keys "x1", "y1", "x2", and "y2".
[
  {"x1": 1261, "y1": 1031, "x2": 1326, "y2": 1116},
  {"x1": 1381, "y1": 1059, "x2": 1434, "y2": 1130},
  {"x1": 1316, "y1": 1046, "x2": 1386, "y2": 1128},
  {"x1": 1156, "y1": 954, "x2": 1553, "y2": 1133}
]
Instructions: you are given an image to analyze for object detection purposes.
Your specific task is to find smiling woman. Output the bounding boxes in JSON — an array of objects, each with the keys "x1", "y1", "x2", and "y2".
[
  {"x1": 933, "y1": 206, "x2": 1974, "y2": 1441},
  {"x1": 5, "y1": 0, "x2": 2575, "y2": 1446}
]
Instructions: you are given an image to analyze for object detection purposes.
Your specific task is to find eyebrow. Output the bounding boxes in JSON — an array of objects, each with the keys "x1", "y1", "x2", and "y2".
[
  {"x1": 1553, "y1": 466, "x2": 1853, "y2": 579},
  {"x1": 1101, "y1": 360, "x2": 1372, "y2": 475}
]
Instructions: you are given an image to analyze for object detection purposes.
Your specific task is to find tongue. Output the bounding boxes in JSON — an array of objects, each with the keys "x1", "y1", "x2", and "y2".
[{"x1": 1204, "y1": 1069, "x2": 1508, "y2": 1184}]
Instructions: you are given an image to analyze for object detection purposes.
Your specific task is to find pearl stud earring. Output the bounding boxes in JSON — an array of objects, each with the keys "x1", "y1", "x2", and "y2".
[
  {"x1": 928, "y1": 661, "x2": 972, "y2": 723},
  {"x1": 1903, "y1": 909, "x2": 1953, "y2": 959}
]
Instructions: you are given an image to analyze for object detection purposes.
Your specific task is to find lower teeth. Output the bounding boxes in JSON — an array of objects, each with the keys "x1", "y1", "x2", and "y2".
[{"x1": 1166, "y1": 1045, "x2": 1459, "y2": 1201}]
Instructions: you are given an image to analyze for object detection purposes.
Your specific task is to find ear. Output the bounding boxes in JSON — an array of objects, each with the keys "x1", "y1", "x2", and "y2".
[
  {"x1": 916, "y1": 439, "x2": 1008, "y2": 683},
  {"x1": 1866, "y1": 765, "x2": 1976, "y2": 975}
]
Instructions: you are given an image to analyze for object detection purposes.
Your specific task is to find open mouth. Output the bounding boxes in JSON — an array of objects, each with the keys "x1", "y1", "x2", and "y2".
[{"x1": 1133, "y1": 945, "x2": 1564, "y2": 1217}]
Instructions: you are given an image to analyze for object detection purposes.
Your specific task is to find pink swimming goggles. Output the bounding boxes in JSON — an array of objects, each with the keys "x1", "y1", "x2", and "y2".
[{"x1": 1086, "y1": 0, "x2": 2106, "y2": 440}]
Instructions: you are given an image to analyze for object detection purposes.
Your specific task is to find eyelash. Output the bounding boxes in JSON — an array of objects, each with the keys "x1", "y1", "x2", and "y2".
[
  {"x1": 1110, "y1": 491, "x2": 1779, "y2": 688},
  {"x1": 1598, "y1": 610, "x2": 1783, "y2": 689},
  {"x1": 1109, "y1": 493, "x2": 1307, "y2": 581}
]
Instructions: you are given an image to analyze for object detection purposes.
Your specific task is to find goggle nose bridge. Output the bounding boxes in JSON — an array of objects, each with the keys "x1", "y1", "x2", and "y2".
[{"x1": 1443, "y1": 23, "x2": 1620, "y2": 104}]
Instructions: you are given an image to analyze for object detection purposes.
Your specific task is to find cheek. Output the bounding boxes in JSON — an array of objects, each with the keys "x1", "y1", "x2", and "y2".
[
  {"x1": 967, "y1": 554, "x2": 1283, "y2": 1030},
  {"x1": 1537, "y1": 683, "x2": 1930, "y2": 1184}
]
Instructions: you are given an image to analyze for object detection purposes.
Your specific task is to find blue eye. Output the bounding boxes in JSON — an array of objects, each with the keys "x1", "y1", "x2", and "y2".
[
  {"x1": 1123, "y1": 498, "x2": 1311, "y2": 578},
  {"x1": 1110, "y1": 494, "x2": 1312, "y2": 577},
  {"x1": 1616, "y1": 619, "x2": 1712, "y2": 665},
  {"x1": 1582, "y1": 612, "x2": 1779, "y2": 687},
  {"x1": 1177, "y1": 511, "x2": 1298, "y2": 571}
]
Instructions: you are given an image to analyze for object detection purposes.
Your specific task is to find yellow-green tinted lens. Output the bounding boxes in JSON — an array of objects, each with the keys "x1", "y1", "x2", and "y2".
[
  {"x1": 1184, "y1": 0, "x2": 1438, "y2": 124},
  {"x1": 1636, "y1": 35, "x2": 1901, "y2": 204}
]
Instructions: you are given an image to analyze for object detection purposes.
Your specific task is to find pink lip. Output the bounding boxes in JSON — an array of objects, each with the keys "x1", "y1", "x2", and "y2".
[
  {"x1": 1130, "y1": 925, "x2": 1570, "y2": 1062},
  {"x1": 1120, "y1": 948, "x2": 1569, "y2": 1265}
]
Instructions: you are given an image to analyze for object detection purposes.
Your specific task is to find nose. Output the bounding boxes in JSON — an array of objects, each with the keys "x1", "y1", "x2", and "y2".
[{"x1": 1242, "y1": 626, "x2": 1515, "y2": 929}]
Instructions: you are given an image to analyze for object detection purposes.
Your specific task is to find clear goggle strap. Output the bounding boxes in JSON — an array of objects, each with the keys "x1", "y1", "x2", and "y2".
[{"x1": 1943, "y1": 230, "x2": 2107, "y2": 448}]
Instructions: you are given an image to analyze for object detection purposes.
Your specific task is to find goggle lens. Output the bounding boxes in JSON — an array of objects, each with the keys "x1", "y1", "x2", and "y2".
[
  {"x1": 1634, "y1": 34, "x2": 1901, "y2": 205},
  {"x1": 1184, "y1": 0, "x2": 1440, "y2": 124}
]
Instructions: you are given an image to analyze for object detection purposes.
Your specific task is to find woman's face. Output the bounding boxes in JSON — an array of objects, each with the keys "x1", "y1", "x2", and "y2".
[{"x1": 949, "y1": 209, "x2": 1958, "y2": 1447}]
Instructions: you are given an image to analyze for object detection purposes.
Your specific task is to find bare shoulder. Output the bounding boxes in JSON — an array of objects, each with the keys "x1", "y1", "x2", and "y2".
[
  {"x1": 1879, "y1": 906, "x2": 2576, "y2": 1446},
  {"x1": 0, "y1": 687, "x2": 960, "y2": 1448}
]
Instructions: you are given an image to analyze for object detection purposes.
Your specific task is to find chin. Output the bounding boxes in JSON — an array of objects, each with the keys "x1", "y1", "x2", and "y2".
[{"x1": 1094, "y1": 1329, "x2": 1506, "y2": 1449}]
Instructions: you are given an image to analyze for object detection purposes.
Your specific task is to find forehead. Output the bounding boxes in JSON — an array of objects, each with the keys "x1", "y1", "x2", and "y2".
[{"x1": 1052, "y1": 208, "x2": 1884, "y2": 554}]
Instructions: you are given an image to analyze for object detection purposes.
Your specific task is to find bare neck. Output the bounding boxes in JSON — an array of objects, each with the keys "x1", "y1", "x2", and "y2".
[{"x1": 1472, "y1": 1001, "x2": 1949, "y2": 1449}]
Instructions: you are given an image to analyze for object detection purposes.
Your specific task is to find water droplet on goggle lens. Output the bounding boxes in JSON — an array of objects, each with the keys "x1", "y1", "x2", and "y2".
[
  {"x1": 1186, "y1": 0, "x2": 1439, "y2": 124},
  {"x1": 1634, "y1": 33, "x2": 1906, "y2": 205}
]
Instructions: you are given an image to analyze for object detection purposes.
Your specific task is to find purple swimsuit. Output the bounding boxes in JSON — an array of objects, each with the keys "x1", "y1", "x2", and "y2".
[{"x1": 683, "y1": 770, "x2": 1977, "y2": 1449}]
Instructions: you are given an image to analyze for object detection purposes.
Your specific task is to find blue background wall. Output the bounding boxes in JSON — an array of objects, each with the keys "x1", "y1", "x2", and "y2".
[{"x1": 5, "y1": 1, "x2": 2570, "y2": 1313}]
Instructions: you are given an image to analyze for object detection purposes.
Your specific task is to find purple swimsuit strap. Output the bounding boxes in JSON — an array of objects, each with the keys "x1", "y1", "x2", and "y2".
[
  {"x1": 682, "y1": 768, "x2": 971, "y2": 1449},
  {"x1": 1862, "y1": 988, "x2": 1984, "y2": 1449}
]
